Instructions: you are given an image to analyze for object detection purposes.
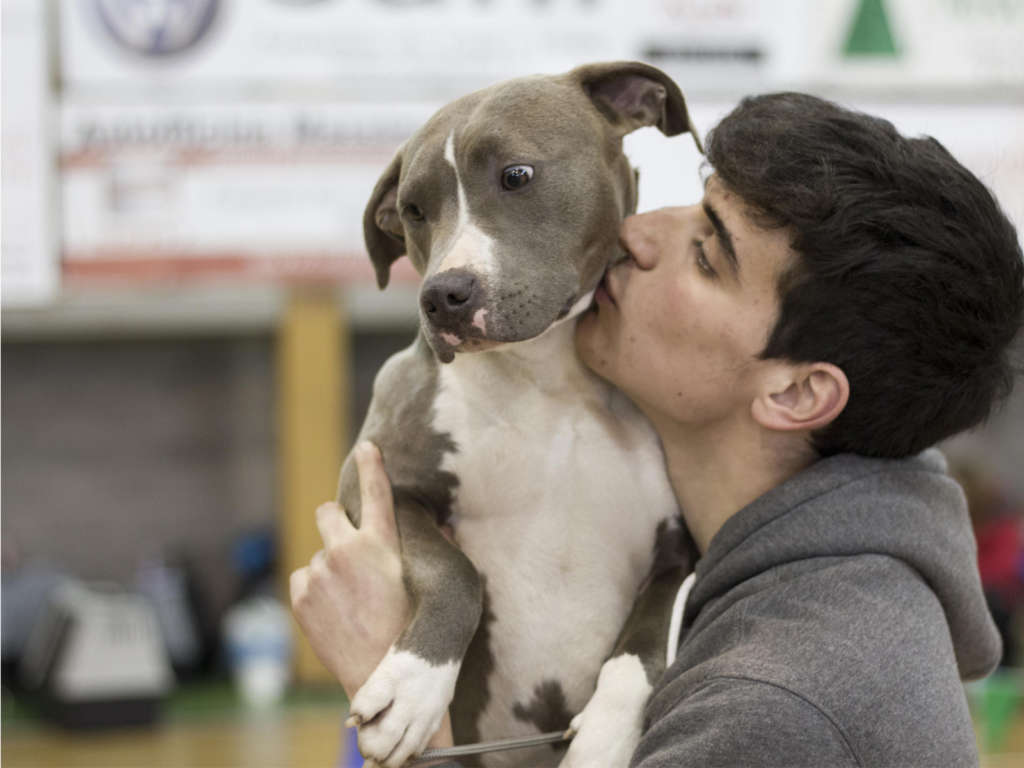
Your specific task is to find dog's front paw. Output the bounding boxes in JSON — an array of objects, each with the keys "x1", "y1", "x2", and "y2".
[
  {"x1": 559, "y1": 654, "x2": 652, "y2": 768},
  {"x1": 349, "y1": 647, "x2": 460, "y2": 768}
]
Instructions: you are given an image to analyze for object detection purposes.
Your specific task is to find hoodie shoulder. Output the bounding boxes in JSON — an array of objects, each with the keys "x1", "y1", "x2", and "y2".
[
  {"x1": 651, "y1": 553, "x2": 982, "y2": 766},
  {"x1": 656, "y1": 449, "x2": 998, "y2": 766},
  {"x1": 690, "y1": 449, "x2": 1001, "y2": 680}
]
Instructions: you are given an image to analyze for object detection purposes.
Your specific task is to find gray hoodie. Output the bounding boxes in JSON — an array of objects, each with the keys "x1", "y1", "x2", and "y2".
[{"x1": 631, "y1": 449, "x2": 1001, "y2": 767}]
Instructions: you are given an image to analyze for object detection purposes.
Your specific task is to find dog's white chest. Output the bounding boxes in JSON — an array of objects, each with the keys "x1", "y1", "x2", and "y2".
[{"x1": 430, "y1": 328, "x2": 678, "y2": 756}]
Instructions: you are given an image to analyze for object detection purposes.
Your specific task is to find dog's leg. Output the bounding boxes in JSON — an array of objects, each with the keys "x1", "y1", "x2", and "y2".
[
  {"x1": 560, "y1": 519, "x2": 696, "y2": 768},
  {"x1": 349, "y1": 498, "x2": 483, "y2": 768},
  {"x1": 329, "y1": 339, "x2": 478, "y2": 766}
]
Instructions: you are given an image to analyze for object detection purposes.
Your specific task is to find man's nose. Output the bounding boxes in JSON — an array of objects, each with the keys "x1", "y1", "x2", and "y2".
[{"x1": 620, "y1": 210, "x2": 668, "y2": 270}]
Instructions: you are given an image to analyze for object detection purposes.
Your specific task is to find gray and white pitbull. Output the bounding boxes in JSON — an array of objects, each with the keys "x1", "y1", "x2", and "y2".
[{"x1": 337, "y1": 62, "x2": 701, "y2": 768}]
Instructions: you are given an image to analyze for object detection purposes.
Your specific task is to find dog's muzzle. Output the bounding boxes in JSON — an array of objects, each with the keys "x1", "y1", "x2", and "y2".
[
  {"x1": 420, "y1": 269, "x2": 480, "y2": 331},
  {"x1": 420, "y1": 268, "x2": 490, "y2": 362}
]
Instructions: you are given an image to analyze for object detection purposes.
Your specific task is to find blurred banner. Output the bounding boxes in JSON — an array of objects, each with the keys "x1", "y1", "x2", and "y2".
[
  {"x1": 54, "y1": 1, "x2": 1024, "y2": 96},
  {"x1": 2, "y1": 0, "x2": 1022, "y2": 303},
  {"x1": 60, "y1": 101, "x2": 434, "y2": 283}
]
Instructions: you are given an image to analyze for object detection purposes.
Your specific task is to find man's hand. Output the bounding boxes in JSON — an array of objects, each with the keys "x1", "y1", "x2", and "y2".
[
  {"x1": 289, "y1": 441, "x2": 410, "y2": 698},
  {"x1": 290, "y1": 441, "x2": 455, "y2": 761}
]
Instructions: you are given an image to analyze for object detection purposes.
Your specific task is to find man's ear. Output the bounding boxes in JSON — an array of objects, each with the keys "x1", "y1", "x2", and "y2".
[
  {"x1": 571, "y1": 61, "x2": 703, "y2": 152},
  {"x1": 751, "y1": 362, "x2": 850, "y2": 433},
  {"x1": 362, "y1": 148, "x2": 405, "y2": 290}
]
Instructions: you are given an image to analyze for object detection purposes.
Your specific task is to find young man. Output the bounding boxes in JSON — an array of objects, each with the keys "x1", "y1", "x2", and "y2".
[{"x1": 292, "y1": 93, "x2": 1024, "y2": 765}]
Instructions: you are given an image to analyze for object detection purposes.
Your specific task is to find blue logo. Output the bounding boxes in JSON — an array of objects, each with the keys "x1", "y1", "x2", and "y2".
[{"x1": 93, "y1": 0, "x2": 219, "y2": 57}]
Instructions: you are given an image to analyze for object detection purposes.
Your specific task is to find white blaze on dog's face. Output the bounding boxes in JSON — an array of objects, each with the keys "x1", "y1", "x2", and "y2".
[
  {"x1": 362, "y1": 63, "x2": 701, "y2": 362},
  {"x1": 436, "y1": 131, "x2": 497, "y2": 279}
]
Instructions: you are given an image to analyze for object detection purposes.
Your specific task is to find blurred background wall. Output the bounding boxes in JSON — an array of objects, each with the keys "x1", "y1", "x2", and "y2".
[{"x1": 2, "y1": 0, "x2": 1024, "y2": 689}]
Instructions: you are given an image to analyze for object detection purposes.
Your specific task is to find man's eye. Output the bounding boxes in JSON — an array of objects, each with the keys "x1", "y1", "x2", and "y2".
[
  {"x1": 501, "y1": 165, "x2": 534, "y2": 191},
  {"x1": 693, "y1": 239, "x2": 717, "y2": 278}
]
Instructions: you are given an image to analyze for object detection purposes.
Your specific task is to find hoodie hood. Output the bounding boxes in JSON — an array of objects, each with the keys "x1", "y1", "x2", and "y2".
[{"x1": 686, "y1": 449, "x2": 1001, "y2": 681}]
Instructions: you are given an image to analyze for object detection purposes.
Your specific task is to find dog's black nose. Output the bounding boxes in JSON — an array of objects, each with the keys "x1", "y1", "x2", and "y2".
[{"x1": 420, "y1": 271, "x2": 478, "y2": 327}]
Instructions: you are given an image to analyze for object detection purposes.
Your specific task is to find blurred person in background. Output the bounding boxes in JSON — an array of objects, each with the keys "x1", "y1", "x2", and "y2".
[
  {"x1": 293, "y1": 92, "x2": 1024, "y2": 766},
  {"x1": 956, "y1": 460, "x2": 1024, "y2": 668}
]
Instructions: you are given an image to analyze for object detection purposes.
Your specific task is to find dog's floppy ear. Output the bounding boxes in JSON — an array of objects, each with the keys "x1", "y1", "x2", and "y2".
[
  {"x1": 363, "y1": 148, "x2": 406, "y2": 290},
  {"x1": 573, "y1": 61, "x2": 703, "y2": 152}
]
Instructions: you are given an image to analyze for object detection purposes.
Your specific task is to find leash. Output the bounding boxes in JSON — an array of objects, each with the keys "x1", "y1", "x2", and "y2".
[{"x1": 408, "y1": 730, "x2": 572, "y2": 765}]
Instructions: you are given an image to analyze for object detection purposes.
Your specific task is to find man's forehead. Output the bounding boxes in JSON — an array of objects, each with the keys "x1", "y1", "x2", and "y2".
[
  {"x1": 700, "y1": 173, "x2": 768, "y2": 238},
  {"x1": 699, "y1": 172, "x2": 797, "y2": 283}
]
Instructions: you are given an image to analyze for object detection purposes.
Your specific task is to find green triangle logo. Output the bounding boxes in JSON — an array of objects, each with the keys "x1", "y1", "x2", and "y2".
[{"x1": 843, "y1": 0, "x2": 900, "y2": 57}]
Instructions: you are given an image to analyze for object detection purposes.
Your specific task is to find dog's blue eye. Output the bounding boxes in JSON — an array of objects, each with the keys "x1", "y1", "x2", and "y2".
[{"x1": 501, "y1": 165, "x2": 534, "y2": 191}]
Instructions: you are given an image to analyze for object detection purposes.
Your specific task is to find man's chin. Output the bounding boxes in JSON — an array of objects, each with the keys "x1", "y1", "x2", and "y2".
[{"x1": 573, "y1": 312, "x2": 613, "y2": 378}]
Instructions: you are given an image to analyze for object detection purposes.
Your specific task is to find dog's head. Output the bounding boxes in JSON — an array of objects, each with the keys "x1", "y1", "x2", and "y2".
[{"x1": 364, "y1": 61, "x2": 701, "y2": 363}]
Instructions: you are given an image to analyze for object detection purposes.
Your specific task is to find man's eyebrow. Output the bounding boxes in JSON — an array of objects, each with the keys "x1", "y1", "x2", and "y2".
[{"x1": 702, "y1": 200, "x2": 740, "y2": 277}]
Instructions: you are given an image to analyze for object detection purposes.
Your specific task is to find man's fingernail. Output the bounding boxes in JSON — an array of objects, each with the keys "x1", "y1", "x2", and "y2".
[{"x1": 345, "y1": 713, "x2": 362, "y2": 728}]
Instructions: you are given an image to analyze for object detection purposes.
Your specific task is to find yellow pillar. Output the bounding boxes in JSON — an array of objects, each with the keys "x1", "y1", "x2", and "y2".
[{"x1": 277, "y1": 289, "x2": 350, "y2": 686}]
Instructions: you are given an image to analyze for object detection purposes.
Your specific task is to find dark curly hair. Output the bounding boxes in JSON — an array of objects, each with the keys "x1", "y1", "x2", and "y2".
[{"x1": 706, "y1": 93, "x2": 1024, "y2": 458}]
